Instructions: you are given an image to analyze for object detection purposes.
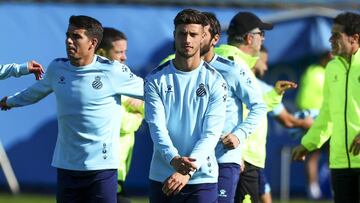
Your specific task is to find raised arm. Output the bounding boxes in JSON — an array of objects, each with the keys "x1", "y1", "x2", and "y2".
[
  {"x1": 3, "y1": 68, "x2": 53, "y2": 109},
  {"x1": 0, "y1": 61, "x2": 44, "y2": 80}
]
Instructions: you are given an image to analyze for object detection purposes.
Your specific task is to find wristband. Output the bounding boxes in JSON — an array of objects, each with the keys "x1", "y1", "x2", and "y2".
[{"x1": 188, "y1": 169, "x2": 196, "y2": 178}]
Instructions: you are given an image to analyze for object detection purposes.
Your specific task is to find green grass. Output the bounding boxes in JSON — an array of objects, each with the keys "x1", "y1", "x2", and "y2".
[
  {"x1": 0, "y1": 193, "x2": 55, "y2": 203},
  {"x1": 0, "y1": 193, "x2": 333, "y2": 203}
]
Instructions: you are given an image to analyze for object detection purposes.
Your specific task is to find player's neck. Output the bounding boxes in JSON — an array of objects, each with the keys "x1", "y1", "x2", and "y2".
[
  {"x1": 173, "y1": 54, "x2": 201, "y2": 72},
  {"x1": 202, "y1": 49, "x2": 215, "y2": 63},
  {"x1": 70, "y1": 54, "x2": 95, "y2": 67}
]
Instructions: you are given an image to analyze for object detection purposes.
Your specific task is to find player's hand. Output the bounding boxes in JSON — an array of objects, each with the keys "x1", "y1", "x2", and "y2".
[
  {"x1": 221, "y1": 133, "x2": 240, "y2": 149},
  {"x1": 0, "y1": 96, "x2": 11, "y2": 111},
  {"x1": 274, "y1": 80, "x2": 297, "y2": 95},
  {"x1": 123, "y1": 97, "x2": 144, "y2": 113},
  {"x1": 301, "y1": 116, "x2": 314, "y2": 130},
  {"x1": 28, "y1": 60, "x2": 44, "y2": 80},
  {"x1": 291, "y1": 144, "x2": 309, "y2": 161},
  {"x1": 125, "y1": 98, "x2": 143, "y2": 108},
  {"x1": 349, "y1": 134, "x2": 360, "y2": 156},
  {"x1": 170, "y1": 156, "x2": 197, "y2": 175},
  {"x1": 162, "y1": 172, "x2": 190, "y2": 196},
  {"x1": 240, "y1": 159, "x2": 245, "y2": 173}
]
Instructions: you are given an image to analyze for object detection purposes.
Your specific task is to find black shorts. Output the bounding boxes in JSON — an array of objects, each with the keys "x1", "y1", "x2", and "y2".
[
  {"x1": 331, "y1": 168, "x2": 360, "y2": 203},
  {"x1": 235, "y1": 161, "x2": 261, "y2": 203}
]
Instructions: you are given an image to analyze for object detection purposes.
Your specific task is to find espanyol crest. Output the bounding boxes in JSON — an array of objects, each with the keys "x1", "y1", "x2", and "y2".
[
  {"x1": 92, "y1": 76, "x2": 103, "y2": 89},
  {"x1": 196, "y1": 83, "x2": 206, "y2": 97}
]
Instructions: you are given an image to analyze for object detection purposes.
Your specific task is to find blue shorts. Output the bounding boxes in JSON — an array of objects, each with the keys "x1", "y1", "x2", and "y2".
[
  {"x1": 149, "y1": 179, "x2": 218, "y2": 203},
  {"x1": 218, "y1": 163, "x2": 240, "y2": 203},
  {"x1": 258, "y1": 169, "x2": 271, "y2": 196},
  {"x1": 57, "y1": 168, "x2": 117, "y2": 203}
]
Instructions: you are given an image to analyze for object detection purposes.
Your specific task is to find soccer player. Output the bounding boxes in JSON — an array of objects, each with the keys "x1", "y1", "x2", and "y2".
[
  {"x1": 200, "y1": 12, "x2": 266, "y2": 203},
  {"x1": 0, "y1": 61, "x2": 44, "y2": 80},
  {"x1": 215, "y1": 12, "x2": 297, "y2": 203},
  {"x1": 0, "y1": 15, "x2": 144, "y2": 203},
  {"x1": 292, "y1": 12, "x2": 360, "y2": 203},
  {"x1": 96, "y1": 27, "x2": 128, "y2": 63},
  {"x1": 96, "y1": 27, "x2": 144, "y2": 203},
  {"x1": 145, "y1": 9, "x2": 227, "y2": 203}
]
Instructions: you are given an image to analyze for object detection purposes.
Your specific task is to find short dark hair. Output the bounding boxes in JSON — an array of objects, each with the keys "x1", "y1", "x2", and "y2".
[
  {"x1": 203, "y1": 12, "x2": 221, "y2": 38},
  {"x1": 69, "y1": 15, "x2": 103, "y2": 48},
  {"x1": 334, "y1": 12, "x2": 360, "y2": 37},
  {"x1": 174, "y1": 8, "x2": 208, "y2": 29},
  {"x1": 97, "y1": 27, "x2": 127, "y2": 51}
]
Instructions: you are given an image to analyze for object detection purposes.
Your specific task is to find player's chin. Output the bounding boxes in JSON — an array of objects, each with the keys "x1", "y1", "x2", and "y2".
[
  {"x1": 184, "y1": 51, "x2": 197, "y2": 58},
  {"x1": 66, "y1": 51, "x2": 77, "y2": 59}
]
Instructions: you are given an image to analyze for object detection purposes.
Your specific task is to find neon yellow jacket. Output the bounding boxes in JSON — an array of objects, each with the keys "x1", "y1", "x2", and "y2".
[
  {"x1": 159, "y1": 54, "x2": 175, "y2": 66},
  {"x1": 296, "y1": 64, "x2": 325, "y2": 110},
  {"x1": 118, "y1": 96, "x2": 144, "y2": 181},
  {"x1": 215, "y1": 44, "x2": 282, "y2": 168},
  {"x1": 302, "y1": 50, "x2": 360, "y2": 169}
]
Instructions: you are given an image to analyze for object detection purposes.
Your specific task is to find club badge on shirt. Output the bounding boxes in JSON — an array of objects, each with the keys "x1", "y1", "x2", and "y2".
[
  {"x1": 92, "y1": 76, "x2": 103, "y2": 89},
  {"x1": 196, "y1": 83, "x2": 206, "y2": 97}
]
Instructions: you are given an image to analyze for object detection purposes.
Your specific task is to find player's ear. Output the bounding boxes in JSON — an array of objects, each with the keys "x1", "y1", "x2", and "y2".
[
  {"x1": 211, "y1": 34, "x2": 220, "y2": 47},
  {"x1": 351, "y1": 33, "x2": 359, "y2": 45},
  {"x1": 244, "y1": 34, "x2": 252, "y2": 45},
  {"x1": 90, "y1": 38, "x2": 98, "y2": 50},
  {"x1": 200, "y1": 28, "x2": 206, "y2": 44}
]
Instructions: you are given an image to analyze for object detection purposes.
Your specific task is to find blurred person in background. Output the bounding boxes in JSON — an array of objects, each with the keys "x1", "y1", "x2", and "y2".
[
  {"x1": 295, "y1": 51, "x2": 333, "y2": 200},
  {"x1": 253, "y1": 46, "x2": 313, "y2": 203},
  {"x1": 292, "y1": 12, "x2": 360, "y2": 203},
  {"x1": 200, "y1": 12, "x2": 266, "y2": 203},
  {"x1": 215, "y1": 11, "x2": 279, "y2": 203},
  {"x1": 145, "y1": 9, "x2": 227, "y2": 203},
  {"x1": 0, "y1": 15, "x2": 144, "y2": 203},
  {"x1": 215, "y1": 12, "x2": 310, "y2": 203},
  {"x1": 0, "y1": 61, "x2": 44, "y2": 80},
  {"x1": 97, "y1": 27, "x2": 144, "y2": 203}
]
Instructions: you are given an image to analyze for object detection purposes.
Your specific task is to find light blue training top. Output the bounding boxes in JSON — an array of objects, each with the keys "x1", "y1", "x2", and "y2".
[
  {"x1": 0, "y1": 63, "x2": 29, "y2": 80},
  {"x1": 145, "y1": 59, "x2": 227, "y2": 184},
  {"x1": 7, "y1": 55, "x2": 144, "y2": 171},
  {"x1": 211, "y1": 55, "x2": 267, "y2": 165}
]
